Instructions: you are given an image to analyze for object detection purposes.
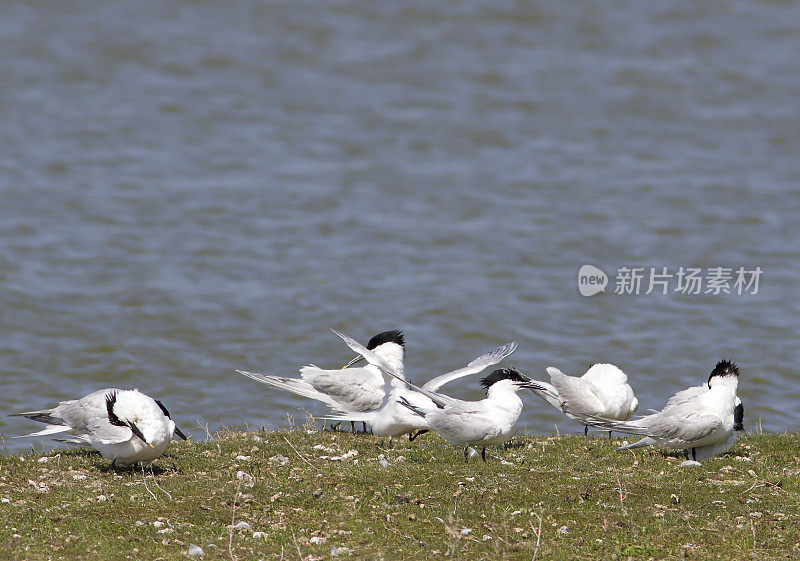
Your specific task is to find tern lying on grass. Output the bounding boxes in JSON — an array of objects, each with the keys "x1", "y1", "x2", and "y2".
[
  {"x1": 10, "y1": 388, "x2": 187, "y2": 467},
  {"x1": 329, "y1": 329, "x2": 544, "y2": 462},
  {"x1": 529, "y1": 363, "x2": 638, "y2": 436},
  {"x1": 580, "y1": 360, "x2": 742, "y2": 466},
  {"x1": 237, "y1": 330, "x2": 407, "y2": 430},
  {"x1": 322, "y1": 340, "x2": 518, "y2": 443}
]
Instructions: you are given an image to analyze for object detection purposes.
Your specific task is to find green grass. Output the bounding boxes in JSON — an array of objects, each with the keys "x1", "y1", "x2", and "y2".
[{"x1": 1, "y1": 428, "x2": 798, "y2": 560}]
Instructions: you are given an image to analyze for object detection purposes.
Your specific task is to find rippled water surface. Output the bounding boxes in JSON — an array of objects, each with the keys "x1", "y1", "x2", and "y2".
[{"x1": 2, "y1": 1, "x2": 799, "y2": 453}]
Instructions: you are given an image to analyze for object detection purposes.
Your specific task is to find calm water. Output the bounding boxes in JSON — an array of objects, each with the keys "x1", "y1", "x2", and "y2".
[{"x1": 2, "y1": 1, "x2": 799, "y2": 454}]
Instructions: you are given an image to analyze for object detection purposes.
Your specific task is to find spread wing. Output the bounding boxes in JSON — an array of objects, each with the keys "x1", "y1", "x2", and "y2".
[
  {"x1": 330, "y1": 328, "x2": 455, "y2": 407},
  {"x1": 422, "y1": 342, "x2": 517, "y2": 392}
]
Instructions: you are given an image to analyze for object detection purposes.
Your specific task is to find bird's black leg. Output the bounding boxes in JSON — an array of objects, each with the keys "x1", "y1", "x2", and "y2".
[
  {"x1": 481, "y1": 447, "x2": 487, "y2": 463},
  {"x1": 692, "y1": 447, "x2": 697, "y2": 462},
  {"x1": 350, "y1": 421, "x2": 356, "y2": 434},
  {"x1": 362, "y1": 422, "x2": 368, "y2": 434},
  {"x1": 464, "y1": 446, "x2": 470, "y2": 463},
  {"x1": 409, "y1": 429, "x2": 429, "y2": 442},
  {"x1": 584, "y1": 425, "x2": 589, "y2": 436},
  {"x1": 111, "y1": 458, "x2": 117, "y2": 468},
  {"x1": 330, "y1": 421, "x2": 341, "y2": 431},
  {"x1": 607, "y1": 430, "x2": 612, "y2": 439}
]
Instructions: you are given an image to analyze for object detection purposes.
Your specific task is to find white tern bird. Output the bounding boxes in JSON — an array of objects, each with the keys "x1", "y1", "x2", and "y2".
[
  {"x1": 580, "y1": 360, "x2": 742, "y2": 465},
  {"x1": 529, "y1": 363, "x2": 639, "y2": 435},
  {"x1": 11, "y1": 388, "x2": 187, "y2": 466}
]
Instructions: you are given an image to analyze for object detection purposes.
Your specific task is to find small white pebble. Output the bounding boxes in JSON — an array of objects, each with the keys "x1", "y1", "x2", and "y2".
[
  {"x1": 236, "y1": 471, "x2": 255, "y2": 488},
  {"x1": 378, "y1": 455, "x2": 389, "y2": 469},
  {"x1": 460, "y1": 528, "x2": 472, "y2": 536},
  {"x1": 231, "y1": 521, "x2": 251, "y2": 531},
  {"x1": 558, "y1": 526, "x2": 568, "y2": 535},
  {"x1": 1, "y1": 498, "x2": 10, "y2": 504},
  {"x1": 135, "y1": 521, "x2": 145, "y2": 527},
  {"x1": 331, "y1": 545, "x2": 352, "y2": 556},
  {"x1": 310, "y1": 536, "x2": 327, "y2": 545},
  {"x1": 187, "y1": 544, "x2": 204, "y2": 558},
  {"x1": 158, "y1": 528, "x2": 174, "y2": 534},
  {"x1": 251, "y1": 435, "x2": 264, "y2": 442},
  {"x1": 269, "y1": 454, "x2": 289, "y2": 465},
  {"x1": 72, "y1": 474, "x2": 87, "y2": 481},
  {"x1": 38, "y1": 457, "x2": 50, "y2": 464},
  {"x1": 96, "y1": 495, "x2": 108, "y2": 502},
  {"x1": 153, "y1": 521, "x2": 165, "y2": 528},
  {"x1": 235, "y1": 455, "x2": 251, "y2": 461},
  {"x1": 252, "y1": 531, "x2": 266, "y2": 539},
  {"x1": 681, "y1": 460, "x2": 702, "y2": 467}
]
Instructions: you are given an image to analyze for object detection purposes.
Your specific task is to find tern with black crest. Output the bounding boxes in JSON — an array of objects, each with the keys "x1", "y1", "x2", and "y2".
[
  {"x1": 580, "y1": 360, "x2": 742, "y2": 466},
  {"x1": 328, "y1": 328, "x2": 542, "y2": 462},
  {"x1": 237, "y1": 330, "x2": 407, "y2": 425}
]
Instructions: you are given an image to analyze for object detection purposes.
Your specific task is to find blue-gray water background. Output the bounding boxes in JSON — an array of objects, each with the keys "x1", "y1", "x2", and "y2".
[{"x1": 2, "y1": 1, "x2": 799, "y2": 454}]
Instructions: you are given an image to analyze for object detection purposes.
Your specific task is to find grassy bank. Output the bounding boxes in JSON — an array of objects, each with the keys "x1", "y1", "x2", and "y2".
[{"x1": 1, "y1": 428, "x2": 798, "y2": 560}]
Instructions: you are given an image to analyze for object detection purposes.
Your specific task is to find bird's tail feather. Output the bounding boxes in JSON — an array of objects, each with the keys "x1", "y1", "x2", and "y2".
[
  {"x1": 398, "y1": 396, "x2": 426, "y2": 418},
  {"x1": 237, "y1": 370, "x2": 342, "y2": 410},
  {"x1": 616, "y1": 436, "x2": 656, "y2": 451}
]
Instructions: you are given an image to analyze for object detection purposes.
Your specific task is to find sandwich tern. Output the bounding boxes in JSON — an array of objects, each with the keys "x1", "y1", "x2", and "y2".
[
  {"x1": 581, "y1": 360, "x2": 741, "y2": 465},
  {"x1": 399, "y1": 367, "x2": 543, "y2": 462},
  {"x1": 327, "y1": 329, "x2": 542, "y2": 461},
  {"x1": 10, "y1": 388, "x2": 187, "y2": 466},
  {"x1": 529, "y1": 363, "x2": 638, "y2": 435},
  {"x1": 237, "y1": 330, "x2": 406, "y2": 424},
  {"x1": 322, "y1": 341, "x2": 518, "y2": 442}
]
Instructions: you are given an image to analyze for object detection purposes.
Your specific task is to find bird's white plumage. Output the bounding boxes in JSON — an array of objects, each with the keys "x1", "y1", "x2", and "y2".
[
  {"x1": 12, "y1": 388, "x2": 184, "y2": 466},
  {"x1": 529, "y1": 364, "x2": 639, "y2": 430},
  {"x1": 402, "y1": 377, "x2": 535, "y2": 462},
  {"x1": 323, "y1": 341, "x2": 518, "y2": 438},
  {"x1": 237, "y1": 331, "x2": 406, "y2": 415},
  {"x1": 584, "y1": 364, "x2": 741, "y2": 463}
]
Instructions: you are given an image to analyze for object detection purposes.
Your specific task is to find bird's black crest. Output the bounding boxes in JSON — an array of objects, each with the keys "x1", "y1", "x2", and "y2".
[
  {"x1": 155, "y1": 399, "x2": 171, "y2": 419},
  {"x1": 733, "y1": 402, "x2": 744, "y2": 431},
  {"x1": 480, "y1": 367, "x2": 529, "y2": 389},
  {"x1": 708, "y1": 359, "x2": 740, "y2": 386},
  {"x1": 366, "y1": 330, "x2": 405, "y2": 350},
  {"x1": 106, "y1": 391, "x2": 126, "y2": 427}
]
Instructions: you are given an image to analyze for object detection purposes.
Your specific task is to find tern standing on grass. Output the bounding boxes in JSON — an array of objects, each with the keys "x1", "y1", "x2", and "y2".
[
  {"x1": 528, "y1": 363, "x2": 639, "y2": 436},
  {"x1": 237, "y1": 330, "x2": 407, "y2": 428},
  {"x1": 10, "y1": 388, "x2": 188, "y2": 466},
  {"x1": 327, "y1": 328, "x2": 543, "y2": 462},
  {"x1": 580, "y1": 360, "x2": 742, "y2": 465}
]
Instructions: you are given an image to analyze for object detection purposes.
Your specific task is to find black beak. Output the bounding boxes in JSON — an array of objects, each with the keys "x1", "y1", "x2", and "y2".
[
  {"x1": 341, "y1": 354, "x2": 364, "y2": 369},
  {"x1": 520, "y1": 381, "x2": 545, "y2": 391},
  {"x1": 128, "y1": 422, "x2": 153, "y2": 448},
  {"x1": 174, "y1": 426, "x2": 188, "y2": 441}
]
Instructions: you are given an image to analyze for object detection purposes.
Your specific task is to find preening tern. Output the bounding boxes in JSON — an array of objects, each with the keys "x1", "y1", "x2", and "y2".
[{"x1": 11, "y1": 388, "x2": 187, "y2": 466}]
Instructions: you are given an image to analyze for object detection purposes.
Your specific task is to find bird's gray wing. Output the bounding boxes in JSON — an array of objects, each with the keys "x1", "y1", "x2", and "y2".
[
  {"x1": 662, "y1": 385, "x2": 706, "y2": 411},
  {"x1": 330, "y1": 328, "x2": 455, "y2": 407},
  {"x1": 422, "y1": 341, "x2": 517, "y2": 392},
  {"x1": 431, "y1": 405, "x2": 499, "y2": 444},
  {"x1": 547, "y1": 367, "x2": 606, "y2": 416},
  {"x1": 85, "y1": 418, "x2": 133, "y2": 445},
  {"x1": 645, "y1": 408, "x2": 723, "y2": 443}
]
